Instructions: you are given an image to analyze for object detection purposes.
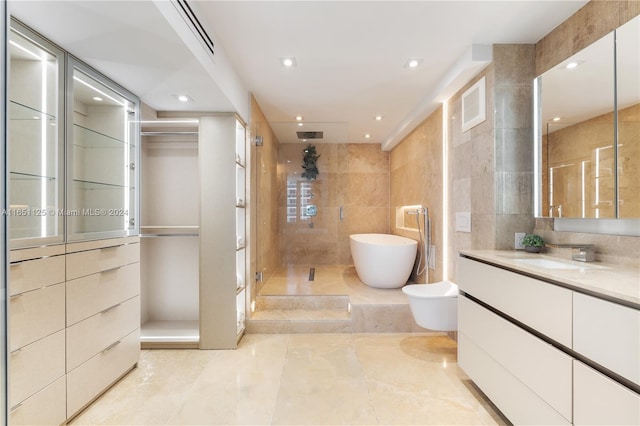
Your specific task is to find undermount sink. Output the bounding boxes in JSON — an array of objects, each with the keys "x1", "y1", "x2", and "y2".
[{"x1": 513, "y1": 258, "x2": 601, "y2": 270}]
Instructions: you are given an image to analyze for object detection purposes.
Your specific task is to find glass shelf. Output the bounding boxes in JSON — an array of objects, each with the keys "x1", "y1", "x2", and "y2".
[
  {"x1": 9, "y1": 100, "x2": 56, "y2": 122},
  {"x1": 72, "y1": 179, "x2": 127, "y2": 190},
  {"x1": 10, "y1": 171, "x2": 56, "y2": 181},
  {"x1": 73, "y1": 123, "x2": 126, "y2": 149}
]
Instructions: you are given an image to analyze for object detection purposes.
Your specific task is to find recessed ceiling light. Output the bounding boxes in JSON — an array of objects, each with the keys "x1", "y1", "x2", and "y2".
[
  {"x1": 281, "y1": 57, "x2": 297, "y2": 68},
  {"x1": 177, "y1": 95, "x2": 191, "y2": 102},
  {"x1": 375, "y1": 115, "x2": 383, "y2": 121},
  {"x1": 364, "y1": 133, "x2": 371, "y2": 139},
  {"x1": 302, "y1": 139, "x2": 307, "y2": 142},
  {"x1": 565, "y1": 61, "x2": 579, "y2": 69},
  {"x1": 405, "y1": 59, "x2": 423, "y2": 69},
  {"x1": 295, "y1": 115, "x2": 303, "y2": 121},
  {"x1": 32, "y1": 116, "x2": 40, "y2": 120},
  {"x1": 93, "y1": 96, "x2": 103, "y2": 102},
  {"x1": 553, "y1": 117, "x2": 561, "y2": 122},
  {"x1": 298, "y1": 123, "x2": 304, "y2": 127}
]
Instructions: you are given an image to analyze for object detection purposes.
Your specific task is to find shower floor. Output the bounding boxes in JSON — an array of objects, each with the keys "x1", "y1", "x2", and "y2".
[
  {"x1": 258, "y1": 264, "x2": 410, "y2": 305},
  {"x1": 250, "y1": 265, "x2": 423, "y2": 334}
]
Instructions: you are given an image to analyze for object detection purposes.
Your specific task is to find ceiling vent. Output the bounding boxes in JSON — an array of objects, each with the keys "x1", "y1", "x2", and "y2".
[
  {"x1": 176, "y1": 0, "x2": 215, "y2": 57},
  {"x1": 297, "y1": 131, "x2": 324, "y2": 140}
]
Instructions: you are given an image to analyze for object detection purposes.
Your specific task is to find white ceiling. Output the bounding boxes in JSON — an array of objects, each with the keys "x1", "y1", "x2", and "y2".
[{"x1": 9, "y1": 0, "x2": 590, "y2": 148}]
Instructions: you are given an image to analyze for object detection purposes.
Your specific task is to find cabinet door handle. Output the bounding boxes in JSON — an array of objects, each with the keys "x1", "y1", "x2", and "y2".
[
  {"x1": 101, "y1": 340, "x2": 121, "y2": 354},
  {"x1": 100, "y1": 303, "x2": 121, "y2": 315}
]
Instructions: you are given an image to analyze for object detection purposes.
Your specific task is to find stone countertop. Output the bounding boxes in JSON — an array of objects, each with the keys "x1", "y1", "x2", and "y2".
[{"x1": 459, "y1": 250, "x2": 640, "y2": 308}]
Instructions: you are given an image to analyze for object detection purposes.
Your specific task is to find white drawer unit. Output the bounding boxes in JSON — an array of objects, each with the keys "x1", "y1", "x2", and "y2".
[
  {"x1": 9, "y1": 255, "x2": 65, "y2": 295},
  {"x1": 459, "y1": 297, "x2": 572, "y2": 421},
  {"x1": 573, "y1": 292, "x2": 640, "y2": 385},
  {"x1": 458, "y1": 253, "x2": 640, "y2": 426},
  {"x1": 574, "y1": 360, "x2": 640, "y2": 425},
  {"x1": 66, "y1": 262, "x2": 140, "y2": 326},
  {"x1": 9, "y1": 376, "x2": 67, "y2": 426},
  {"x1": 66, "y1": 241, "x2": 140, "y2": 280},
  {"x1": 66, "y1": 296, "x2": 140, "y2": 371},
  {"x1": 458, "y1": 256, "x2": 572, "y2": 347},
  {"x1": 458, "y1": 333, "x2": 570, "y2": 425},
  {"x1": 9, "y1": 282, "x2": 65, "y2": 351},
  {"x1": 67, "y1": 328, "x2": 140, "y2": 418},
  {"x1": 9, "y1": 329, "x2": 65, "y2": 407}
]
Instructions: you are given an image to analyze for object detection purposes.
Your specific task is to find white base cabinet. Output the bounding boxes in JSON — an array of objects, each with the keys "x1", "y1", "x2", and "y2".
[
  {"x1": 458, "y1": 255, "x2": 640, "y2": 426},
  {"x1": 9, "y1": 237, "x2": 140, "y2": 424},
  {"x1": 573, "y1": 360, "x2": 640, "y2": 425}
]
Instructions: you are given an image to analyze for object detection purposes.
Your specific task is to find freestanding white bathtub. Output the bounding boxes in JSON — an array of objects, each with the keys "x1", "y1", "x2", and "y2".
[{"x1": 349, "y1": 233, "x2": 418, "y2": 289}]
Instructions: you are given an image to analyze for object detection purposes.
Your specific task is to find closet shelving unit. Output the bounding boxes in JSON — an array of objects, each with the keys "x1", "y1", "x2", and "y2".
[
  {"x1": 140, "y1": 118, "x2": 201, "y2": 348},
  {"x1": 139, "y1": 113, "x2": 248, "y2": 349}
]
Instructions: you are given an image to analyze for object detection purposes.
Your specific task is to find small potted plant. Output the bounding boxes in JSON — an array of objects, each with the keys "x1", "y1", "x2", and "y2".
[{"x1": 522, "y1": 234, "x2": 544, "y2": 253}]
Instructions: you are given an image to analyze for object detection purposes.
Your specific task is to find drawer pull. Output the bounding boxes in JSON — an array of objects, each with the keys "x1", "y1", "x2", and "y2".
[
  {"x1": 100, "y1": 266, "x2": 122, "y2": 274},
  {"x1": 100, "y1": 303, "x2": 121, "y2": 315},
  {"x1": 10, "y1": 402, "x2": 24, "y2": 412},
  {"x1": 102, "y1": 340, "x2": 121, "y2": 354}
]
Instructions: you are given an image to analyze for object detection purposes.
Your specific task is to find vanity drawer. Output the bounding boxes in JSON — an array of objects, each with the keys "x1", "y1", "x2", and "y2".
[
  {"x1": 66, "y1": 242, "x2": 139, "y2": 280},
  {"x1": 67, "y1": 296, "x2": 140, "y2": 371},
  {"x1": 458, "y1": 257, "x2": 572, "y2": 347},
  {"x1": 9, "y1": 375, "x2": 66, "y2": 426},
  {"x1": 458, "y1": 332, "x2": 570, "y2": 425},
  {"x1": 573, "y1": 292, "x2": 640, "y2": 385},
  {"x1": 67, "y1": 262, "x2": 140, "y2": 325},
  {"x1": 459, "y1": 296, "x2": 572, "y2": 420},
  {"x1": 9, "y1": 282, "x2": 65, "y2": 351},
  {"x1": 10, "y1": 329, "x2": 65, "y2": 405},
  {"x1": 574, "y1": 360, "x2": 640, "y2": 425},
  {"x1": 9, "y1": 255, "x2": 65, "y2": 296},
  {"x1": 67, "y1": 328, "x2": 140, "y2": 418}
]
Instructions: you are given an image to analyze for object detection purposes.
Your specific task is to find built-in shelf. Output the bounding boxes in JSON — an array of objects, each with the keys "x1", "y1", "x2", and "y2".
[
  {"x1": 140, "y1": 320, "x2": 199, "y2": 348},
  {"x1": 10, "y1": 171, "x2": 56, "y2": 181},
  {"x1": 72, "y1": 179, "x2": 127, "y2": 189},
  {"x1": 9, "y1": 100, "x2": 56, "y2": 121},
  {"x1": 73, "y1": 123, "x2": 126, "y2": 148}
]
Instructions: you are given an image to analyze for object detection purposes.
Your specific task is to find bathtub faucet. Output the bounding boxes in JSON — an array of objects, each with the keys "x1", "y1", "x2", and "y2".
[{"x1": 407, "y1": 208, "x2": 427, "y2": 215}]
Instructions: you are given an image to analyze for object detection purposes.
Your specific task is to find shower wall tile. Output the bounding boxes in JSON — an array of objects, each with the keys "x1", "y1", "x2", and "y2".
[
  {"x1": 389, "y1": 107, "x2": 443, "y2": 283},
  {"x1": 252, "y1": 97, "x2": 281, "y2": 295},
  {"x1": 278, "y1": 143, "x2": 389, "y2": 266}
]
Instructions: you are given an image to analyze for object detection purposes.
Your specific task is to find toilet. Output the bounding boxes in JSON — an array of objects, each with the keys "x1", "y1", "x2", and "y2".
[{"x1": 402, "y1": 281, "x2": 459, "y2": 331}]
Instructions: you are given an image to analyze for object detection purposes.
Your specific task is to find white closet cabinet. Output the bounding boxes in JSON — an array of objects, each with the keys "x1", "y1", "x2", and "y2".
[
  {"x1": 7, "y1": 20, "x2": 65, "y2": 248},
  {"x1": 140, "y1": 117, "x2": 200, "y2": 348},
  {"x1": 199, "y1": 115, "x2": 247, "y2": 349},
  {"x1": 9, "y1": 246, "x2": 66, "y2": 426},
  {"x1": 7, "y1": 19, "x2": 141, "y2": 424}
]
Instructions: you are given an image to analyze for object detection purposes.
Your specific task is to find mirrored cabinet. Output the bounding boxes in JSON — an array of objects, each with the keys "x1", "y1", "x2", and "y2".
[
  {"x1": 67, "y1": 58, "x2": 139, "y2": 241},
  {"x1": 8, "y1": 21, "x2": 65, "y2": 248},
  {"x1": 536, "y1": 15, "x2": 640, "y2": 220}
]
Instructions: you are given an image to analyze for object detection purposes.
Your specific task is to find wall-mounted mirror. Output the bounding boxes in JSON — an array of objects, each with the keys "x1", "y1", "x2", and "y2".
[{"x1": 536, "y1": 15, "x2": 639, "y2": 220}]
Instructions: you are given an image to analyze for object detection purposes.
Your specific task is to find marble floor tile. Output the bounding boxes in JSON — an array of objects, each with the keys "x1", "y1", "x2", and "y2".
[{"x1": 70, "y1": 334, "x2": 507, "y2": 426}]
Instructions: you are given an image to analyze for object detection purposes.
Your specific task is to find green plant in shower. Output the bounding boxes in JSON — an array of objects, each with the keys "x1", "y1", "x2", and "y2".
[{"x1": 301, "y1": 144, "x2": 320, "y2": 180}]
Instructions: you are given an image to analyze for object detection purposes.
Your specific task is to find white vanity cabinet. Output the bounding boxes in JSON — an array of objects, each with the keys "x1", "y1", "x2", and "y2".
[{"x1": 458, "y1": 254, "x2": 640, "y2": 425}]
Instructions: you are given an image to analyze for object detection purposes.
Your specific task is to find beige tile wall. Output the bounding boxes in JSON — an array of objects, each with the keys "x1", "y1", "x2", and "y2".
[
  {"x1": 251, "y1": 97, "x2": 280, "y2": 293},
  {"x1": 278, "y1": 143, "x2": 389, "y2": 265},
  {"x1": 390, "y1": 107, "x2": 443, "y2": 283}
]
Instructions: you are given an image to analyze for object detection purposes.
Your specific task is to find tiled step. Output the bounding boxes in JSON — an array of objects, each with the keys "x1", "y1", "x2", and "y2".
[
  {"x1": 247, "y1": 294, "x2": 351, "y2": 333},
  {"x1": 254, "y1": 294, "x2": 349, "y2": 311}
]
